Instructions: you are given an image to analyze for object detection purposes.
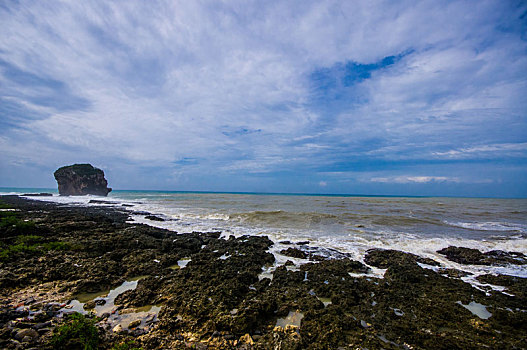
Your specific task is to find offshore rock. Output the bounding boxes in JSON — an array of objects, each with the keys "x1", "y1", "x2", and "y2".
[{"x1": 54, "y1": 164, "x2": 112, "y2": 196}]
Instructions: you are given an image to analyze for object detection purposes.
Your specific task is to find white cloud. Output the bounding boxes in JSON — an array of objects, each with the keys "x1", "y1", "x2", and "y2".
[
  {"x1": 0, "y1": 1, "x2": 526, "y2": 194},
  {"x1": 432, "y1": 143, "x2": 527, "y2": 159},
  {"x1": 370, "y1": 176, "x2": 460, "y2": 184}
]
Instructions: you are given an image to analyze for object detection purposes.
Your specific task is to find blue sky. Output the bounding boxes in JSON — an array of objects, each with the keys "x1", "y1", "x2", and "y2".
[{"x1": 1, "y1": 0, "x2": 526, "y2": 197}]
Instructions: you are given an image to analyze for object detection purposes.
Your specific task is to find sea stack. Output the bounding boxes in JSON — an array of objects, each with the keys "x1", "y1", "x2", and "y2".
[{"x1": 54, "y1": 163, "x2": 112, "y2": 196}]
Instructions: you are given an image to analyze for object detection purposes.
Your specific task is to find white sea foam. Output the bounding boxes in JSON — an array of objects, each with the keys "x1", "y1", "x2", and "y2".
[
  {"x1": 6, "y1": 190, "x2": 527, "y2": 282},
  {"x1": 446, "y1": 221, "x2": 527, "y2": 233}
]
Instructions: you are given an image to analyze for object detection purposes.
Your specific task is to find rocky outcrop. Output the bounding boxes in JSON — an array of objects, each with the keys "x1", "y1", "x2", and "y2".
[
  {"x1": 437, "y1": 246, "x2": 527, "y2": 266},
  {"x1": 54, "y1": 164, "x2": 112, "y2": 196},
  {"x1": 364, "y1": 248, "x2": 440, "y2": 268}
]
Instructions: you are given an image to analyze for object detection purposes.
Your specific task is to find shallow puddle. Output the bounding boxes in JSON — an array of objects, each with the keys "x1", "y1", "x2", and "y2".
[
  {"x1": 177, "y1": 258, "x2": 191, "y2": 268},
  {"x1": 457, "y1": 301, "x2": 492, "y2": 319},
  {"x1": 75, "y1": 290, "x2": 109, "y2": 303},
  {"x1": 107, "y1": 305, "x2": 162, "y2": 330},
  {"x1": 94, "y1": 280, "x2": 138, "y2": 315},
  {"x1": 317, "y1": 297, "x2": 332, "y2": 307},
  {"x1": 61, "y1": 277, "x2": 162, "y2": 332},
  {"x1": 275, "y1": 310, "x2": 304, "y2": 328},
  {"x1": 258, "y1": 265, "x2": 274, "y2": 281},
  {"x1": 393, "y1": 308, "x2": 404, "y2": 316}
]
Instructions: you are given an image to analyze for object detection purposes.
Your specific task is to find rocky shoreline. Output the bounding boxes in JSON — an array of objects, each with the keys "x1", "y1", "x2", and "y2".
[{"x1": 0, "y1": 195, "x2": 526, "y2": 349}]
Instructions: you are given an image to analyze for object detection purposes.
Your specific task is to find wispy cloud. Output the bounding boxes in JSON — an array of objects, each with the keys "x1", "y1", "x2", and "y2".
[
  {"x1": 370, "y1": 176, "x2": 460, "y2": 184},
  {"x1": 432, "y1": 143, "x2": 527, "y2": 159}
]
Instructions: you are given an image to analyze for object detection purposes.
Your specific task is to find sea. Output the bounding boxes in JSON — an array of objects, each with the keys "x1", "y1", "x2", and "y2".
[{"x1": 2, "y1": 188, "x2": 526, "y2": 287}]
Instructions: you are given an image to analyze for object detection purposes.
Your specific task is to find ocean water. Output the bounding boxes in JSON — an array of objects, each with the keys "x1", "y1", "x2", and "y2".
[{"x1": 2, "y1": 188, "x2": 526, "y2": 281}]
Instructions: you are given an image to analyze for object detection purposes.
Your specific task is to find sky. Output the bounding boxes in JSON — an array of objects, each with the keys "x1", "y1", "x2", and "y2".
[{"x1": 1, "y1": 1, "x2": 526, "y2": 197}]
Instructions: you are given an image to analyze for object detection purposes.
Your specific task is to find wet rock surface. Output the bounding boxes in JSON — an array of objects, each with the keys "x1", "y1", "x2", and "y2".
[
  {"x1": 280, "y1": 247, "x2": 307, "y2": 259},
  {"x1": 365, "y1": 248, "x2": 440, "y2": 268},
  {"x1": 1, "y1": 195, "x2": 526, "y2": 349},
  {"x1": 437, "y1": 246, "x2": 527, "y2": 265}
]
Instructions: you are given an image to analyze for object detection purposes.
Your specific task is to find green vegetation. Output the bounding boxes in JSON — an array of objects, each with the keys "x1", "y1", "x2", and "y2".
[
  {"x1": 111, "y1": 340, "x2": 143, "y2": 350},
  {"x1": 0, "y1": 207, "x2": 66, "y2": 260},
  {"x1": 42, "y1": 241, "x2": 72, "y2": 250},
  {"x1": 15, "y1": 234, "x2": 43, "y2": 244},
  {"x1": 0, "y1": 212, "x2": 36, "y2": 232},
  {"x1": 0, "y1": 200, "x2": 12, "y2": 209},
  {"x1": 0, "y1": 234, "x2": 72, "y2": 261},
  {"x1": 55, "y1": 163, "x2": 102, "y2": 177},
  {"x1": 50, "y1": 313, "x2": 99, "y2": 350}
]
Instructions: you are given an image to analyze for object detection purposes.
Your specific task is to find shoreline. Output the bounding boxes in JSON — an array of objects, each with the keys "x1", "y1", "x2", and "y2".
[{"x1": 0, "y1": 195, "x2": 526, "y2": 349}]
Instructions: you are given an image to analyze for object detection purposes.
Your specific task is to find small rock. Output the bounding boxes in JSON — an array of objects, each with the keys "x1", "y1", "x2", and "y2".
[
  {"x1": 83, "y1": 300, "x2": 96, "y2": 310},
  {"x1": 112, "y1": 324, "x2": 123, "y2": 333},
  {"x1": 37, "y1": 328, "x2": 52, "y2": 335},
  {"x1": 280, "y1": 248, "x2": 307, "y2": 259},
  {"x1": 21, "y1": 336, "x2": 33, "y2": 343},
  {"x1": 88, "y1": 199, "x2": 114, "y2": 204},
  {"x1": 23, "y1": 297, "x2": 35, "y2": 305},
  {"x1": 239, "y1": 333, "x2": 254, "y2": 345},
  {"x1": 15, "y1": 328, "x2": 38, "y2": 341},
  {"x1": 145, "y1": 215, "x2": 165, "y2": 221},
  {"x1": 16, "y1": 322, "x2": 32, "y2": 329},
  {"x1": 439, "y1": 268, "x2": 472, "y2": 278},
  {"x1": 33, "y1": 321, "x2": 51, "y2": 330},
  {"x1": 128, "y1": 319, "x2": 141, "y2": 329}
]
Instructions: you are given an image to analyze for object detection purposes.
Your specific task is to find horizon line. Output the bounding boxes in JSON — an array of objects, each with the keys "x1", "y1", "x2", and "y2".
[{"x1": 1, "y1": 186, "x2": 525, "y2": 200}]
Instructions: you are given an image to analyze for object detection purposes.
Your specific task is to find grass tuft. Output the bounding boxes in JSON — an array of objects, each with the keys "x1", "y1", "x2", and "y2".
[{"x1": 50, "y1": 312, "x2": 99, "y2": 350}]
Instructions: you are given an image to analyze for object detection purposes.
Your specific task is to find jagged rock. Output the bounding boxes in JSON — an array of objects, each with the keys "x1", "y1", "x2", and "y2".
[
  {"x1": 280, "y1": 247, "x2": 307, "y2": 259},
  {"x1": 15, "y1": 328, "x2": 38, "y2": 341},
  {"x1": 145, "y1": 215, "x2": 165, "y2": 222},
  {"x1": 54, "y1": 164, "x2": 112, "y2": 196},
  {"x1": 437, "y1": 246, "x2": 527, "y2": 266},
  {"x1": 364, "y1": 248, "x2": 440, "y2": 268}
]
